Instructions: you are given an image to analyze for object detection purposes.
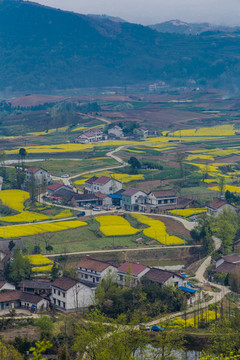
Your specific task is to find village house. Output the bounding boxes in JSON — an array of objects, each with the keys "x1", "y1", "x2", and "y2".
[
  {"x1": 84, "y1": 176, "x2": 122, "y2": 195},
  {"x1": 136, "y1": 126, "x2": 149, "y2": 138},
  {"x1": 26, "y1": 166, "x2": 51, "y2": 186},
  {"x1": 108, "y1": 125, "x2": 124, "y2": 138},
  {"x1": 214, "y1": 254, "x2": 240, "y2": 275},
  {"x1": 147, "y1": 190, "x2": 177, "y2": 208},
  {"x1": 75, "y1": 128, "x2": 107, "y2": 144},
  {"x1": 51, "y1": 276, "x2": 96, "y2": 311},
  {"x1": 0, "y1": 281, "x2": 16, "y2": 292},
  {"x1": 206, "y1": 199, "x2": 236, "y2": 217},
  {"x1": 122, "y1": 188, "x2": 147, "y2": 211},
  {"x1": 48, "y1": 182, "x2": 74, "y2": 196},
  {"x1": 117, "y1": 262, "x2": 149, "y2": 287},
  {"x1": 71, "y1": 192, "x2": 113, "y2": 208},
  {"x1": 0, "y1": 176, "x2": 3, "y2": 191},
  {"x1": 50, "y1": 187, "x2": 77, "y2": 205},
  {"x1": 77, "y1": 256, "x2": 117, "y2": 285},
  {"x1": 18, "y1": 280, "x2": 52, "y2": 296},
  {"x1": 0, "y1": 290, "x2": 48, "y2": 312},
  {"x1": 142, "y1": 268, "x2": 186, "y2": 288}
]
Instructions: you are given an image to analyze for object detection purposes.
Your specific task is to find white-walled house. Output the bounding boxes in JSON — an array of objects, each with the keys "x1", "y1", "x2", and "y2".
[
  {"x1": 84, "y1": 176, "x2": 122, "y2": 195},
  {"x1": 117, "y1": 262, "x2": 149, "y2": 287},
  {"x1": 0, "y1": 176, "x2": 3, "y2": 191},
  {"x1": 77, "y1": 256, "x2": 117, "y2": 285},
  {"x1": 26, "y1": 167, "x2": 51, "y2": 186},
  {"x1": 143, "y1": 268, "x2": 185, "y2": 287},
  {"x1": 122, "y1": 188, "x2": 147, "y2": 211},
  {"x1": 108, "y1": 125, "x2": 124, "y2": 138},
  {"x1": 0, "y1": 281, "x2": 16, "y2": 292},
  {"x1": 147, "y1": 190, "x2": 177, "y2": 207},
  {"x1": 51, "y1": 276, "x2": 95, "y2": 311},
  {"x1": 207, "y1": 199, "x2": 236, "y2": 217},
  {"x1": 0, "y1": 291, "x2": 48, "y2": 312}
]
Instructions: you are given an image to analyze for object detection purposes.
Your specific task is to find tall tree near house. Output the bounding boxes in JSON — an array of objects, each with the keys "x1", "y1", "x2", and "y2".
[
  {"x1": 218, "y1": 176, "x2": 226, "y2": 197},
  {"x1": 8, "y1": 239, "x2": 15, "y2": 252},
  {"x1": 18, "y1": 148, "x2": 27, "y2": 170},
  {"x1": 175, "y1": 152, "x2": 186, "y2": 177},
  {"x1": 28, "y1": 172, "x2": 37, "y2": 203},
  {"x1": 5, "y1": 248, "x2": 32, "y2": 284}
]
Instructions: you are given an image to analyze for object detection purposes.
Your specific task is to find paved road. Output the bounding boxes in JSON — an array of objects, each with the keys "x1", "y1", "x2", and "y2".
[{"x1": 47, "y1": 244, "x2": 201, "y2": 258}]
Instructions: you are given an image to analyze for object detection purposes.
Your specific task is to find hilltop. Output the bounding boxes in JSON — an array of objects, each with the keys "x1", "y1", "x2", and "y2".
[{"x1": 1, "y1": 1, "x2": 240, "y2": 92}]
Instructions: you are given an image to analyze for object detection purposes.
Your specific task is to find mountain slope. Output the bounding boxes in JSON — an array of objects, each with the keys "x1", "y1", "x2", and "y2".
[
  {"x1": 150, "y1": 19, "x2": 239, "y2": 35},
  {"x1": 1, "y1": 1, "x2": 240, "y2": 92}
]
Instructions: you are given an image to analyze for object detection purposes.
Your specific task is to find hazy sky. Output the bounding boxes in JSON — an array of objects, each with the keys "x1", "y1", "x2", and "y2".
[{"x1": 31, "y1": 0, "x2": 240, "y2": 25}]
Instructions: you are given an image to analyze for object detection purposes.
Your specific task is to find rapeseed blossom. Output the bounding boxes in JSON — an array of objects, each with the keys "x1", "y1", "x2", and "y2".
[
  {"x1": 96, "y1": 215, "x2": 140, "y2": 236},
  {"x1": 131, "y1": 214, "x2": 184, "y2": 245},
  {"x1": 169, "y1": 208, "x2": 206, "y2": 217}
]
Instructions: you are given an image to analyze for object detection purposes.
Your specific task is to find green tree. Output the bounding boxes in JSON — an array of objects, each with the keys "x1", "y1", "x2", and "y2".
[
  {"x1": 28, "y1": 173, "x2": 37, "y2": 203},
  {"x1": 35, "y1": 316, "x2": 54, "y2": 340},
  {"x1": 0, "y1": 340, "x2": 23, "y2": 360},
  {"x1": 216, "y1": 210, "x2": 238, "y2": 254},
  {"x1": 51, "y1": 262, "x2": 60, "y2": 281},
  {"x1": 18, "y1": 148, "x2": 27, "y2": 169},
  {"x1": 58, "y1": 345, "x2": 71, "y2": 360},
  {"x1": 218, "y1": 176, "x2": 226, "y2": 196},
  {"x1": 175, "y1": 152, "x2": 186, "y2": 177},
  {"x1": 29, "y1": 340, "x2": 53, "y2": 360},
  {"x1": 8, "y1": 240, "x2": 15, "y2": 252},
  {"x1": 5, "y1": 248, "x2": 32, "y2": 284},
  {"x1": 229, "y1": 271, "x2": 240, "y2": 292},
  {"x1": 202, "y1": 227, "x2": 214, "y2": 255},
  {"x1": 128, "y1": 157, "x2": 141, "y2": 170}
]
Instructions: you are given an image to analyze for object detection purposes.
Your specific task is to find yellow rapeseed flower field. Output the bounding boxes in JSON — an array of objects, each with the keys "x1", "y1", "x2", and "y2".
[
  {"x1": 166, "y1": 124, "x2": 236, "y2": 137},
  {"x1": 0, "y1": 190, "x2": 30, "y2": 211},
  {"x1": 172, "y1": 310, "x2": 219, "y2": 328},
  {"x1": 209, "y1": 184, "x2": 240, "y2": 194},
  {"x1": 0, "y1": 220, "x2": 86, "y2": 238},
  {"x1": 26, "y1": 254, "x2": 53, "y2": 266},
  {"x1": 74, "y1": 171, "x2": 144, "y2": 185},
  {"x1": 28, "y1": 126, "x2": 69, "y2": 136},
  {"x1": 169, "y1": 208, "x2": 206, "y2": 217},
  {"x1": 32, "y1": 265, "x2": 53, "y2": 272},
  {"x1": 131, "y1": 214, "x2": 184, "y2": 245},
  {"x1": 96, "y1": 215, "x2": 140, "y2": 236}
]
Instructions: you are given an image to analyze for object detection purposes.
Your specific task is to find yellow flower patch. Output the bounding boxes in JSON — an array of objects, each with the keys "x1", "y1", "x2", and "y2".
[
  {"x1": 0, "y1": 220, "x2": 86, "y2": 238},
  {"x1": 96, "y1": 215, "x2": 140, "y2": 236},
  {"x1": 1, "y1": 208, "x2": 72, "y2": 223},
  {"x1": 209, "y1": 184, "x2": 240, "y2": 194},
  {"x1": 187, "y1": 154, "x2": 215, "y2": 161},
  {"x1": 28, "y1": 126, "x2": 69, "y2": 136},
  {"x1": 166, "y1": 124, "x2": 236, "y2": 137},
  {"x1": 169, "y1": 208, "x2": 206, "y2": 217},
  {"x1": 26, "y1": 254, "x2": 53, "y2": 266},
  {"x1": 131, "y1": 214, "x2": 184, "y2": 245},
  {"x1": 32, "y1": 265, "x2": 53, "y2": 273},
  {"x1": 0, "y1": 190, "x2": 29, "y2": 212},
  {"x1": 172, "y1": 310, "x2": 219, "y2": 328},
  {"x1": 123, "y1": 149, "x2": 145, "y2": 153}
]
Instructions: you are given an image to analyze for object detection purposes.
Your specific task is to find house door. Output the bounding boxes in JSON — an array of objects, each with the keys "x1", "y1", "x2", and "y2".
[{"x1": 93, "y1": 278, "x2": 95, "y2": 283}]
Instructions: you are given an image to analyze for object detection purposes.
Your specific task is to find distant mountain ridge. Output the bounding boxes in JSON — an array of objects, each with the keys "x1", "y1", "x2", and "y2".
[
  {"x1": 150, "y1": 19, "x2": 240, "y2": 35},
  {"x1": 87, "y1": 14, "x2": 126, "y2": 23},
  {"x1": 1, "y1": 1, "x2": 240, "y2": 92}
]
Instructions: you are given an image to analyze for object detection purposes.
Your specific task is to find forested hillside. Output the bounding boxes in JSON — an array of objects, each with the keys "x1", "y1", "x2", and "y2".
[{"x1": 1, "y1": 0, "x2": 240, "y2": 92}]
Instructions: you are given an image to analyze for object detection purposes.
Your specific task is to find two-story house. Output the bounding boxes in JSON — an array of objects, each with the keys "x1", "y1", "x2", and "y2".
[
  {"x1": 108, "y1": 125, "x2": 124, "y2": 138},
  {"x1": 26, "y1": 167, "x2": 51, "y2": 186},
  {"x1": 147, "y1": 190, "x2": 177, "y2": 208},
  {"x1": 117, "y1": 262, "x2": 149, "y2": 287},
  {"x1": 77, "y1": 256, "x2": 117, "y2": 285},
  {"x1": 122, "y1": 188, "x2": 147, "y2": 211},
  {"x1": 143, "y1": 268, "x2": 185, "y2": 288},
  {"x1": 84, "y1": 176, "x2": 122, "y2": 195},
  {"x1": 207, "y1": 199, "x2": 236, "y2": 217},
  {"x1": 51, "y1": 276, "x2": 95, "y2": 311},
  {"x1": 75, "y1": 128, "x2": 107, "y2": 144}
]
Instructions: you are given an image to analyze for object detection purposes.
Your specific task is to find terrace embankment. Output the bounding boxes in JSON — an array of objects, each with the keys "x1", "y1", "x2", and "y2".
[{"x1": 63, "y1": 246, "x2": 200, "y2": 269}]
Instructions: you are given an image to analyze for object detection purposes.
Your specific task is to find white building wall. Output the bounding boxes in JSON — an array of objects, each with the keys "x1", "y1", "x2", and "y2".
[
  {"x1": 165, "y1": 275, "x2": 185, "y2": 287},
  {"x1": 51, "y1": 284, "x2": 95, "y2": 311}
]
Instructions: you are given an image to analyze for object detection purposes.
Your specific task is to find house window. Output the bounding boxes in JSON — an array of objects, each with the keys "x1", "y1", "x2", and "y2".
[
  {"x1": 96, "y1": 277, "x2": 100, "y2": 282},
  {"x1": 62, "y1": 292, "x2": 65, "y2": 298},
  {"x1": 53, "y1": 299, "x2": 56, "y2": 304},
  {"x1": 119, "y1": 275, "x2": 123, "y2": 281},
  {"x1": 85, "y1": 274, "x2": 88, "y2": 279},
  {"x1": 58, "y1": 300, "x2": 60, "y2": 306},
  {"x1": 62, "y1": 302, "x2": 66, "y2": 309},
  {"x1": 54, "y1": 289, "x2": 56, "y2": 294},
  {"x1": 58, "y1": 290, "x2": 60, "y2": 296}
]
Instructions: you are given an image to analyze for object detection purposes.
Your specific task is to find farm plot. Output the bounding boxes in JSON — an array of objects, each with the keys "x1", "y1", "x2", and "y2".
[
  {"x1": 0, "y1": 190, "x2": 72, "y2": 223},
  {"x1": 0, "y1": 220, "x2": 87, "y2": 238},
  {"x1": 169, "y1": 208, "x2": 206, "y2": 218},
  {"x1": 96, "y1": 215, "x2": 140, "y2": 236},
  {"x1": 131, "y1": 214, "x2": 184, "y2": 245}
]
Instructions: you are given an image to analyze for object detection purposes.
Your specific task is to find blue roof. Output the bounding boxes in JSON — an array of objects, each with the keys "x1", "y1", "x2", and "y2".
[
  {"x1": 178, "y1": 286, "x2": 196, "y2": 294},
  {"x1": 108, "y1": 194, "x2": 122, "y2": 199}
]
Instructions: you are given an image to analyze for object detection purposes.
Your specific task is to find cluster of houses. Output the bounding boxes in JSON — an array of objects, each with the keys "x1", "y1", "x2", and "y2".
[
  {"x1": 73, "y1": 125, "x2": 158, "y2": 144},
  {"x1": 0, "y1": 255, "x2": 199, "y2": 312},
  {"x1": 48, "y1": 174, "x2": 195, "y2": 213}
]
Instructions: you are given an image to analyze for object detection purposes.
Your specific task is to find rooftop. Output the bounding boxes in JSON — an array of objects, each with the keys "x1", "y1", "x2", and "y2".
[
  {"x1": 78, "y1": 256, "x2": 115, "y2": 272},
  {"x1": 85, "y1": 176, "x2": 98, "y2": 185},
  {"x1": 27, "y1": 166, "x2": 46, "y2": 174},
  {"x1": 215, "y1": 262, "x2": 236, "y2": 274},
  {"x1": 18, "y1": 280, "x2": 51, "y2": 290},
  {"x1": 48, "y1": 182, "x2": 63, "y2": 191},
  {"x1": 0, "y1": 290, "x2": 45, "y2": 304},
  {"x1": 222, "y1": 254, "x2": 240, "y2": 264},
  {"x1": 144, "y1": 268, "x2": 183, "y2": 284},
  {"x1": 208, "y1": 199, "x2": 228, "y2": 209},
  {"x1": 93, "y1": 176, "x2": 111, "y2": 185},
  {"x1": 150, "y1": 190, "x2": 176, "y2": 198},
  {"x1": 52, "y1": 276, "x2": 94, "y2": 291},
  {"x1": 118, "y1": 262, "x2": 148, "y2": 275}
]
